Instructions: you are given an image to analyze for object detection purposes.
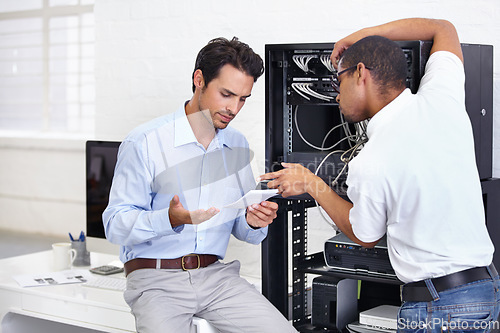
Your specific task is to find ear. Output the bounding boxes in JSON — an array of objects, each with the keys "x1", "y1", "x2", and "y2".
[
  {"x1": 193, "y1": 69, "x2": 205, "y2": 90},
  {"x1": 356, "y1": 63, "x2": 369, "y2": 86}
]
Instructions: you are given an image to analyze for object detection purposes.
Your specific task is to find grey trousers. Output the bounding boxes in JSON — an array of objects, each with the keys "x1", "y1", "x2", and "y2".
[{"x1": 124, "y1": 260, "x2": 297, "y2": 333}]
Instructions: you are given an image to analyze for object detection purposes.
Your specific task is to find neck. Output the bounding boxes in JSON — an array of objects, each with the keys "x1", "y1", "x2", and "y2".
[
  {"x1": 185, "y1": 98, "x2": 216, "y2": 150},
  {"x1": 369, "y1": 87, "x2": 405, "y2": 117}
]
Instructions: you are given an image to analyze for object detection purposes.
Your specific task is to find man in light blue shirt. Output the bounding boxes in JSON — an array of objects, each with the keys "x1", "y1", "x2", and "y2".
[{"x1": 103, "y1": 37, "x2": 297, "y2": 333}]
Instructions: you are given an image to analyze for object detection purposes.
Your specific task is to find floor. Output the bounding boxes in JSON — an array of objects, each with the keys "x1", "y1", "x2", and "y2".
[{"x1": 0, "y1": 229, "x2": 67, "y2": 259}]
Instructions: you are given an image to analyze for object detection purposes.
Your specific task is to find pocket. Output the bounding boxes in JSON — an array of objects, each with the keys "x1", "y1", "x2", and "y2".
[
  {"x1": 447, "y1": 311, "x2": 493, "y2": 332},
  {"x1": 397, "y1": 303, "x2": 427, "y2": 333}
]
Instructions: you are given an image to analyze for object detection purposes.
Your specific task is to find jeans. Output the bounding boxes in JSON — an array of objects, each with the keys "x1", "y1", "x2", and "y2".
[{"x1": 398, "y1": 269, "x2": 500, "y2": 333}]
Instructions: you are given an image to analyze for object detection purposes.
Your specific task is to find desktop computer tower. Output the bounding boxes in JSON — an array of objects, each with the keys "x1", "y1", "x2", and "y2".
[{"x1": 311, "y1": 276, "x2": 358, "y2": 331}]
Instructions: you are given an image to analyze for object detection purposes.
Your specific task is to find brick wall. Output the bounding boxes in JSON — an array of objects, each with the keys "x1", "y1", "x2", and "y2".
[{"x1": 92, "y1": 0, "x2": 500, "y2": 280}]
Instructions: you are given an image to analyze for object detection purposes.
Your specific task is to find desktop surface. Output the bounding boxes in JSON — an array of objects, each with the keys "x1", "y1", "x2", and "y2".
[
  {"x1": 0, "y1": 251, "x2": 220, "y2": 333},
  {"x1": 0, "y1": 251, "x2": 134, "y2": 333}
]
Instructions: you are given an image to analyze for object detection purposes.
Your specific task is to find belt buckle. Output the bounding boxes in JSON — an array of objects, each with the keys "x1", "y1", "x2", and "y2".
[{"x1": 181, "y1": 254, "x2": 200, "y2": 271}]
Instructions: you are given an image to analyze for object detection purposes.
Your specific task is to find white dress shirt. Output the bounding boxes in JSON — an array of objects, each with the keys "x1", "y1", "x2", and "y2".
[
  {"x1": 103, "y1": 104, "x2": 267, "y2": 263},
  {"x1": 347, "y1": 51, "x2": 494, "y2": 283}
]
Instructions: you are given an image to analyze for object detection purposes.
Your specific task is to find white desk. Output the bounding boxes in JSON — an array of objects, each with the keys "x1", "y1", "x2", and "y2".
[{"x1": 0, "y1": 251, "x2": 217, "y2": 333}]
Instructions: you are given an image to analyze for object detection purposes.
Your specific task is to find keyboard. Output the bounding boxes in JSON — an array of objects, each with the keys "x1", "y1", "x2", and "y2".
[{"x1": 83, "y1": 276, "x2": 127, "y2": 291}]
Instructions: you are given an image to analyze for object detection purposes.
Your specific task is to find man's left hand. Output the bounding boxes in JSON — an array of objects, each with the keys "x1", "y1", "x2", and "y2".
[{"x1": 246, "y1": 201, "x2": 278, "y2": 229}]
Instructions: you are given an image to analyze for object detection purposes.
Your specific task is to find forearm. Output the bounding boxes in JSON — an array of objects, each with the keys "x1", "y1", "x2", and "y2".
[
  {"x1": 333, "y1": 18, "x2": 463, "y2": 64},
  {"x1": 103, "y1": 206, "x2": 178, "y2": 246},
  {"x1": 307, "y1": 177, "x2": 379, "y2": 248},
  {"x1": 358, "y1": 18, "x2": 449, "y2": 42}
]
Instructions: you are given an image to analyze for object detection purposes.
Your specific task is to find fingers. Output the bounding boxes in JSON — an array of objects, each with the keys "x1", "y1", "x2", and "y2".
[
  {"x1": 257, "y1": 162, "x2": 300, "y2": 183},
  {"x1": 190, "y1": 207, "x2": 219, "y2": 225},
  {"x1": 331, "y1": 42, "x2": 349, "y2": 69},
  {"x1": 247, "y1": 201, "x2": 278, "y2": 228},
  {"x1": 257, "y1": 170, "x2": 282, "y2": 182},
  {"x1": 330, "y1": 51, "x2": 341, "y2": 69},
  {"x1": 170, "y1": 194, "x2": 180, "y2": 206}
]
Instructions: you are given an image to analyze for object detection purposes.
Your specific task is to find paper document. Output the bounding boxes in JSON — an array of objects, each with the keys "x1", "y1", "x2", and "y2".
[
  {"x1": 13, "y1": 269, "x2": 91, "y2": 287},
  {"x1": 224, "y1": 189, "x2": 279, "y2": 209}
]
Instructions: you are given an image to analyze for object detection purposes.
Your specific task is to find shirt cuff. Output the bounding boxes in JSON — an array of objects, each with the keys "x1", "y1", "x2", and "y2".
[{"x1": 151, "y1": 207, "x2": 184, "y2": 236}]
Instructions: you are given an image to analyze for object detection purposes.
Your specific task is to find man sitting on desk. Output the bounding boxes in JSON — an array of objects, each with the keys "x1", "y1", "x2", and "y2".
[
  {"x1": 259, "y1": 18, "x2": 499, "y2": 332},
  {"x1": 103, "y1": 37, "x2": 296, "y2": 333}
]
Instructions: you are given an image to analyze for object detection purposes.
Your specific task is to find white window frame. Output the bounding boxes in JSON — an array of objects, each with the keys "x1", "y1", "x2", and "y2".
[{"x1": 0, "y1": 1, "x2": 94, "y2": 137}]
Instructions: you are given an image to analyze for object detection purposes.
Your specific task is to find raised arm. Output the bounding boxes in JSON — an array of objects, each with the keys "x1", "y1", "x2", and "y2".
[{"x1": 331, "y1": 18, "x2": 463, "y2": 67}]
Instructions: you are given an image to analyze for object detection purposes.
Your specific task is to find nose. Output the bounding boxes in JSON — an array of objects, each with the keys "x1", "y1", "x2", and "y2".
[
  {"x1": 226, "y1": 98, "x2": 240, "y2": 115},
  {"x1": 336, "y1": 94, "x2": 340, "y2": 103}
]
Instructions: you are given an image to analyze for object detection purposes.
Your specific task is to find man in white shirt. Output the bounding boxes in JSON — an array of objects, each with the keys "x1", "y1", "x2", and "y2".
[{"x1": 259, "y1": 18, "x2": 499, "y2": 332}]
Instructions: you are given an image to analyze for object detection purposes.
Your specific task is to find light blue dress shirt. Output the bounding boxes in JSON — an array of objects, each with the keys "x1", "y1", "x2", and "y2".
[{"x1": 103, "y1": 104, "x2": 267, "y2": 263}]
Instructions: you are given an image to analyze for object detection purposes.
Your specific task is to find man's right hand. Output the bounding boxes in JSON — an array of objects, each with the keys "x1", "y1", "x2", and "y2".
[{"x1": 168, "y1": 195, "x2": 219, "y2": 227}]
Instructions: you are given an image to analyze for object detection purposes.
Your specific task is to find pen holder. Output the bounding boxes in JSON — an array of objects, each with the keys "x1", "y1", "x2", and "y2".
[{"x1": 71, "y1": 240, "x2": 91, "y2": 266}]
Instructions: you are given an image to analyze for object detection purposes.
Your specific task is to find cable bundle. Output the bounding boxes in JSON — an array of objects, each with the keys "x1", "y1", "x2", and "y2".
[
  {"x1": 293, "y1": 105, "x2": 368, "y2": 229},
  {"x1": 291, "y1": 82, "x2": 334, "y2": 102},
  {"x1": 320, "y1": 54, "x2": 335, "y2": 72},
  {"x1": 292, "y1": 54, "x2": 316, "y2": 73}
]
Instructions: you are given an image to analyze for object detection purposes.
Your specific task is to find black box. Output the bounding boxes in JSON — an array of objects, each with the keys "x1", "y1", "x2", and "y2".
[{"x1": 311, "y1": 276, "x2": 358, "y2": 330}]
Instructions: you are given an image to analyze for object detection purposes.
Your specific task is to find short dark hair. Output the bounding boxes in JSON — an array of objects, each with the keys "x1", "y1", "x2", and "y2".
[
  {"x1": 192, "y1": 37, "x2": 264, "y2": 93},
  {"x1": 340, "y1": 35, "x2": 407, "y2": 93}
]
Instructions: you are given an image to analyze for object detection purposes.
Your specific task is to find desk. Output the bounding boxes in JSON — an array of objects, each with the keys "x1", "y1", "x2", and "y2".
[{"x1": 0, "y1": 251, "x2": 217, "y2": 333}]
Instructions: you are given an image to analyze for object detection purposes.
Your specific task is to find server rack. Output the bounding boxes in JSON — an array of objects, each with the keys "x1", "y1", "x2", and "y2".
[{"x1": 262, "y1": 41, "x2": 498, "y2": 331}]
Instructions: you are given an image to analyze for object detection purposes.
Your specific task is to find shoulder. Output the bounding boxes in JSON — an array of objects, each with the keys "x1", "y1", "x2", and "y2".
[
  {"x1": 418, "y1": 51, "x2": 465, "y2": 96},
  {"x1": 422, "y1": 51, "x2": 464, "y2": 82},
  {"x1": 125, "y1": 113, "x2": 174, "y2": 144},
  {"x1": 425, "y1": 51, "x2": 463, "y2": 72}
]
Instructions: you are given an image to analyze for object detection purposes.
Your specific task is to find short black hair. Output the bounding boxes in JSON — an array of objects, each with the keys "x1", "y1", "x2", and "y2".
[
  {"x1": 340, "y1": 35, "x2": 407, "y2": 93},
  {"x1": 192, "y1": 37, "x2": 264, "y2": 92}
]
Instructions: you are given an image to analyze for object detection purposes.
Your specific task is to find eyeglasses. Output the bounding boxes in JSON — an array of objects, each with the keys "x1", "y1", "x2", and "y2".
[{"x1": 330, "y1": 65, "x2": 372, "y2": 93}]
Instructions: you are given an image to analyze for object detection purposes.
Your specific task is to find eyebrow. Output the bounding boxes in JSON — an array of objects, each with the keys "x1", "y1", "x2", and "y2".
[{"x1": 222, "y1": 88, "x2": 251, "y2": 99}]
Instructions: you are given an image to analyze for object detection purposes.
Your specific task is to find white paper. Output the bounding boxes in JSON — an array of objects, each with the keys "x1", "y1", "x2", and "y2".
[
  {"x1": 224, "y1": 189, "x2": 279, "y2": 209},
  {"x1": 13, "y1": 269, "x2": 91, "y2": 287}
]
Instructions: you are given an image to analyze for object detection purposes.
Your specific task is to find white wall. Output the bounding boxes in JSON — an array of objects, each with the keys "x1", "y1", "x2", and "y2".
[{"x1": 1, "y1": 0, "x2": 499, "y2": 280}]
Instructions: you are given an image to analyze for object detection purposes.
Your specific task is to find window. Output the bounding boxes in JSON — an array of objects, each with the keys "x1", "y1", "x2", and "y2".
[{"x1": 0, "y1": 0, "x2": 94, "y2": 135}]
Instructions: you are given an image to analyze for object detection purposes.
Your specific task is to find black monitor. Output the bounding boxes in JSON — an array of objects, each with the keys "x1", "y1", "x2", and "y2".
[{"x1": 85, "y1": 140, "x2": 120, "y2": 242}]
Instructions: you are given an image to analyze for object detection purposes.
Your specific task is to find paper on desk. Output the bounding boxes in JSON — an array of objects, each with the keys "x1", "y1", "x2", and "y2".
[
  {"x1": 224, "y1": 189, "x2": 279, "y2": 209},
  {"x1": 13, "y1": 269, "x2": 91, "y2": 287}
]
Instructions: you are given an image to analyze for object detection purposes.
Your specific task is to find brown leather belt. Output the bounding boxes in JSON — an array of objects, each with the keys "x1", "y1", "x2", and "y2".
[
  {"x1": 124, "y1": 254, "x2": 218, "y2": 276},
  {"x1": 401, "y1": 263, "x2": 498, "y2": 302}
]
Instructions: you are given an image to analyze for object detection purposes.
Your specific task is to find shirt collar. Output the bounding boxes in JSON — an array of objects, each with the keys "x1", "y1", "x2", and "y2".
[
  {"x1": 366, "y1": 88, "x2": 412, "y2": 139},
  {"x1": 173, "y1": 104, "x2": 232, "y2": 150}
]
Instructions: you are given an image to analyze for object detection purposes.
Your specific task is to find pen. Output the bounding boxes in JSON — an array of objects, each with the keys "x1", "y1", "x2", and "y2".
[
  {"x1": 69, "y1": 232, "x2": 74, "y2": 241},
  {"x1": 79, "y1": 231, "x2": 85, "y2": 242}
]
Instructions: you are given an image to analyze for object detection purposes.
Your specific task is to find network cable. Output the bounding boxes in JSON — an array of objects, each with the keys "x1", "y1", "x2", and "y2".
[
  {"x1": 291, "y1": 82, "x2": 334, "y2": 102},
  {"x1": 320, "y1": 54, "x2": 335, "y2": 72},
  {"x1": 292, "y1": 54, "x2": 316, "y2": 73},
  {"x1": 293, "y1": 105, "x2": 368, "y2": 229}
]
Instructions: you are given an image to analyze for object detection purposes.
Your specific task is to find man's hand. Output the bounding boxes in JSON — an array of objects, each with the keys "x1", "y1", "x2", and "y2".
[
  {"x1": 169, "y1": 195, "x2": 219, "y2": 228},
  {"x1": 258, "y1": 162, "x2": 325, "y2": 198},
  {"x1": 246, "y1": 200, "x2": 278, "y2": 229}
]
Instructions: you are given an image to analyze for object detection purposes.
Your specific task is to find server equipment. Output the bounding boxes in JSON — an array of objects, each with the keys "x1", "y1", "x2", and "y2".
[
  {"x1": 311, "y1": 276, "x2": 358, "y2": 331},
  {"x1": 262, "y1": 41, "x2": 498, "y2": 331},
  {"x1": 324, "y1": 233, "x2": 396, "y2": 279}
]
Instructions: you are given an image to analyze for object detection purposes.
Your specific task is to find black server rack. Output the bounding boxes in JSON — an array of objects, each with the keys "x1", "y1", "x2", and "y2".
[
  {"x1": 264, "y1": 41, "x2": 432, "y2": 197},
  {"x1": 262, "y1": 41, "x2": 498, "y2": 331}
]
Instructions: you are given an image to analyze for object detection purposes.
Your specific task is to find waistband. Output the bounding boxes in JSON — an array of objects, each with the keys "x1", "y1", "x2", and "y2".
[
  {"x1": 401, "y1": 263, "x2": 498, "y2": 302},
  {"x1": 124, "y1": 254, "x2": 218, "y2": 276}
]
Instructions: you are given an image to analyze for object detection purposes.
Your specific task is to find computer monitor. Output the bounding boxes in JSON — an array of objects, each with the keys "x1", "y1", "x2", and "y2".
[{"x1": 85, "y1": 140, "x2": 121, "y2": 254}]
